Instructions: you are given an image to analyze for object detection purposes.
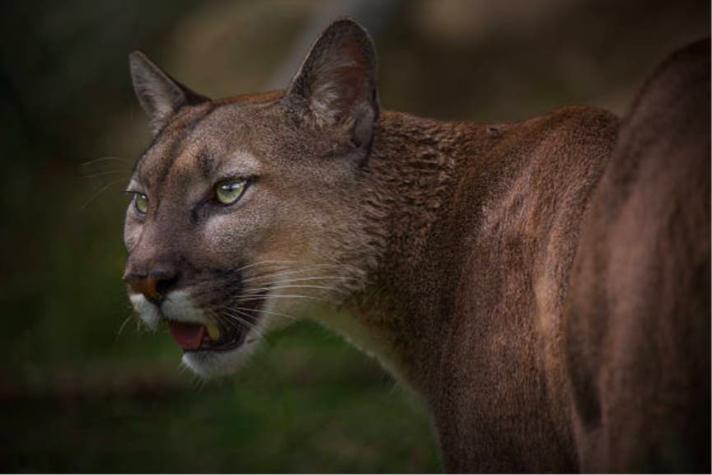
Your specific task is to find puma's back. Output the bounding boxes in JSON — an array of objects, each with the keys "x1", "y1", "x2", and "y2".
[
  {"x1": 419, "y1": 106, "x2": 618, "y2": 472},
  {"x1": 566, "y1": 39, "x2": 710, "y2": 472}
]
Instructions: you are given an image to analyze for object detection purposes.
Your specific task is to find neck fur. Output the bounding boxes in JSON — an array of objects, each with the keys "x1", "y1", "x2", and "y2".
[{"x1": 319, "y1": 110, "x2": 498, "y2": 388}]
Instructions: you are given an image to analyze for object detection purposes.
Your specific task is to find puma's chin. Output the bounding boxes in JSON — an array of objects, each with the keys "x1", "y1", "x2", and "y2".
[{"x1": 181, "y1": 339, "x2": 261, "y2": 378}]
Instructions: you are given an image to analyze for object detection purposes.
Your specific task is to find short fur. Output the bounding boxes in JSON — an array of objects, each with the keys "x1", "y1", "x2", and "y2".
[
  {"x1": 124, "y1": 20, "x2": 710, "y2": 472},
  {"x1": 565, "y1": 39, "x2": 710, "y2": 472}
]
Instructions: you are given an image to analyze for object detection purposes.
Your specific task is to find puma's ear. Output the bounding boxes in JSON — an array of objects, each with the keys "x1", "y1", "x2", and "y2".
[
  {"x1": 287, "y1": 19, "x2": 379, "y2": 151},
  {"x1": 129, "y1": 51, "x2": 208, "y2": 134}
]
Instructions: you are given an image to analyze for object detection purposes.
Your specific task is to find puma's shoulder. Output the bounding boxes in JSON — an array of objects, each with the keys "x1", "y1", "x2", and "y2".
[{"x1": 414, "y1": 105, "x2": 620, "y2": 472}]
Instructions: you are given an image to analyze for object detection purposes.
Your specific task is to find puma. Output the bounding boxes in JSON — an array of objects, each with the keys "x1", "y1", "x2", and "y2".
[{"x1": 123, "y1": 20, "x2": 710, "y2": 472}]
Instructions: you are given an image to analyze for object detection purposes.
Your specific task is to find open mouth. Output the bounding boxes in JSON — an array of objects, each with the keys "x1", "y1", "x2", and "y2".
[
  {"x1": 168, "y1": 320, "x2": 246, "y2": 352},
  {"x1": 166, "y1": 294, "x2": 265, "y2": 353}
]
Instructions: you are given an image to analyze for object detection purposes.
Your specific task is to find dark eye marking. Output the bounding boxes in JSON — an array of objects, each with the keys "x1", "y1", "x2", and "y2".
[{"x1": 197, "y1": 150, "x2": 214, "y2": 178}]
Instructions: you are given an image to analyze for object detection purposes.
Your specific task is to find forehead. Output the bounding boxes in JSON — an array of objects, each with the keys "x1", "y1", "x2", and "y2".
[{"x1": 131, "y1": 102, "x2": 269, "y2": 189}]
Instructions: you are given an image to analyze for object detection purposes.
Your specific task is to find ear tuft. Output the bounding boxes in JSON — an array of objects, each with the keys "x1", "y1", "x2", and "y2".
[
  {"x1": 129, "y1": 51, "x2": 207, "y2": 135},
  {"x1": 287, "y1": 19, "x2": 379, "y2": 152}
]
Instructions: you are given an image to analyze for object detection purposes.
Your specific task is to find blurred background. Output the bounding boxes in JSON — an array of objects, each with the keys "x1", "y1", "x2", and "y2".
[{"x1": 0, "y1": 0, "x2": 708, "y2": 472}]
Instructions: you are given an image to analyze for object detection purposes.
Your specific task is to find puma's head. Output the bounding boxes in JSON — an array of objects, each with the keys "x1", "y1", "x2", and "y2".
[{"x1": 123, "y1": 19, "x2": 380, "y2": 377}]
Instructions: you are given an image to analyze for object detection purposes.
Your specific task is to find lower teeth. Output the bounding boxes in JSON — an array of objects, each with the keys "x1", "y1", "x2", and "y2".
[{"x1": 206, "y1": 322, "x2": 220, "y2": 341}]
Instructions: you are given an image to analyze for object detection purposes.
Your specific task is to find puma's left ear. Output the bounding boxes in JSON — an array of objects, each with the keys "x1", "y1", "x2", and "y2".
[
  {"x1": 287, "y1": 19, "x2": 379, "y2": 152},
  {"x1": 129, "y1": 51, "x2": 208, "y2": 135}
]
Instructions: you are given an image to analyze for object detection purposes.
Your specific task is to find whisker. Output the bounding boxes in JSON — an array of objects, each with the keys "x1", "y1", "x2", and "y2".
[
  {"x1": 241, "y1": 265, "x2": 348, "y2": 285},
  {"x1": 244, "y1": 275, "x2": 355, "y2": 287},
  {"x1": 115, "y1": 313, "x2": 134, "y2": 339},
  {"x1": 81, "y1": 170, "x2": 127, "y2": 179},
  {"x1": 268, "y1": 275, "x2": 353, "y2": 283},
  {"x1": 212, "y1": 304, "x2": 283, "y2": 346},
  {"x1": 236, "y1": 259, "x2": 299, "y2": 273},
  {"x1": 80, "y1": 178, "x2": 124, "y2": 210},
  {"x1": 191, "y1": 373, "x2": 208, "y2": 391},
  {"x1": 240, "y1": 293, "x2": 332, "y2": 304},
  {"x1": 80, "y1": 156, "x2": 129, "y2": 166},
  {"x1": 221, "y1": 314, "x2": 247, "y2": 334},
  {"x1": 233, "y1": 309, "x2": 276, "y2": 347},
  {"x1": 231, "y1": 305, "x2": 299, "y2": 322},
  {"x1": 242, "y1": 283, "x2": 348, "y2": 296},
  {"x1": 214, "y1": 306, "x2": 257, "y2": 331},
  {"x1": 224, "y1": 309, "x2": 269, "y2": 341},
  {"x1": 213, "y1": 311, "x2": 250, "y2": 342}
]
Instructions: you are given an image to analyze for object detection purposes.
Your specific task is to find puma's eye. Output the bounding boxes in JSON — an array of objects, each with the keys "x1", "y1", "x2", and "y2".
[
  {"x1": 215, "y1": 179, "x2": 247, "y2": 205},
  {"x1": 133, "y1": 193, "x2": 149, "y2": 214}
]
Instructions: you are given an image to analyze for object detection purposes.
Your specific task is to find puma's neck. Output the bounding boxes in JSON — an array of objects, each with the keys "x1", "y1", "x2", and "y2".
[
  {"x1": 365, "y1": 111, "x2": 502, "y2": 267},
  {"x1": 330, "y1": 110, "x2": 500, "y2": 387}
]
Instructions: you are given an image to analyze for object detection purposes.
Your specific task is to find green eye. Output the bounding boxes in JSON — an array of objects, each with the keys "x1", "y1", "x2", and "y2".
[
  {"x1": 215, "y1": 179, "x2": 247, "y2": 205},
  {"x1": 133, "y1": 193, "x2": 149, "y2": 214}
]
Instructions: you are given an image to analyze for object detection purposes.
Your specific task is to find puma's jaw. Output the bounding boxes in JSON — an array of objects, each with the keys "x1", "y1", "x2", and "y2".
[{"x1": 128, "y1": 288, "x2": 290, "y2": 378}]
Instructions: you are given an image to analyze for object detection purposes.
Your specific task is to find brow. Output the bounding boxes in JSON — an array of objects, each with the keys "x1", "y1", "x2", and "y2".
[
  {"x1": 215, "y1": 151, "x2": 263, "y2": 178},
  {"x1": 131, "y1": 104, "x2": 216, "y2": 189}
]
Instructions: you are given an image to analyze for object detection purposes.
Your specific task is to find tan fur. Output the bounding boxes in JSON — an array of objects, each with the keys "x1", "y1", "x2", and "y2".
[{"x1": 124, "y1": 21, "x2": 710, "y2": 472}]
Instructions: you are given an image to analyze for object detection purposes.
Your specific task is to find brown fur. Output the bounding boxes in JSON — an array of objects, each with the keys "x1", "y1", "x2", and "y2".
[
  {"x1": 124, "y1": 20, "x2": 710, "y2": 472},
  {"x1": 357, "y1": 107, "x2": 617, "y2": 472},
  {"x1": 566, "y1": 39, "x2": 710, "y2": 472}
]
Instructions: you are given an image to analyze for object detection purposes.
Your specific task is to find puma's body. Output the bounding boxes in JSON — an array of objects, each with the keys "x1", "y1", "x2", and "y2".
[
  {"x1": 356, "y1": 107, "x2": 617, "y2": 472},
  {"x1": 354, "y1": 40, "x2": 711, "y2": 472},
  {"x1": 566, "y1": 39, "x2": 710, "y2": 472},
  {"x1": 124, "y1": 20, "x2": 710, "y2": 472}
]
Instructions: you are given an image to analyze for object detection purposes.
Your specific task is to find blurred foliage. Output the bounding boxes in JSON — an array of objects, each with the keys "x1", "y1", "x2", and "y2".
[
  {"x1": 3, "y1": 324, "x2": 438, "y2": 472},
  {"x1": 0, "y1": 0, "x2": 708, "y2": 472}
]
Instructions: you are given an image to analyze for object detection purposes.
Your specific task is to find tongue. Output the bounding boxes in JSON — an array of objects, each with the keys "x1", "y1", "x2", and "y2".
[{"x1": 168, "y1": 321, "x2": 206, "y2": 351}]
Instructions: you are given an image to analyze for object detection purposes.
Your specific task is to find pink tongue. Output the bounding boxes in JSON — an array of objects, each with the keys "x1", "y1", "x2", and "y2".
[{"x1": 168, "y1": 321, "x2": 206, "y2": 350}]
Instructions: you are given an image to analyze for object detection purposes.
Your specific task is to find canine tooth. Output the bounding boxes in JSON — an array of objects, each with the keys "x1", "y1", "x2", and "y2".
[{"x1": 206, "y1": 322, "x2": 220, "y2": 341}]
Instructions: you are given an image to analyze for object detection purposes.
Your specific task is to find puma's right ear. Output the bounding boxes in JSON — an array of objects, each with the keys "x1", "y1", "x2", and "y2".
[
  {"x1": 286, "y1": 19, "x2": 379, "y2": 153},
  {"x1": 129, "y1": 51, "x2": 207, "y2": 135}
]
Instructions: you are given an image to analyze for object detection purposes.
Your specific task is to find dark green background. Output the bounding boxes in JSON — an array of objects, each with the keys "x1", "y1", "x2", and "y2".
[{"x1": 1, "y1": 0, "x2": 708, "y2": 472}]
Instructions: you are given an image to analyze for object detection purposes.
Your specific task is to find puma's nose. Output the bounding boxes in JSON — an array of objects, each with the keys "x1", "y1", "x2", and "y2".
[{"x1": 123, "y1": 269, "x2": 178, "y2": 304}]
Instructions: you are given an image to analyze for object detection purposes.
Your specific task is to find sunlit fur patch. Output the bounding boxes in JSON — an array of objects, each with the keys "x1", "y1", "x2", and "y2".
[{"x1": 129, "y1": 293, "x2": 160, "y2": 330}]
